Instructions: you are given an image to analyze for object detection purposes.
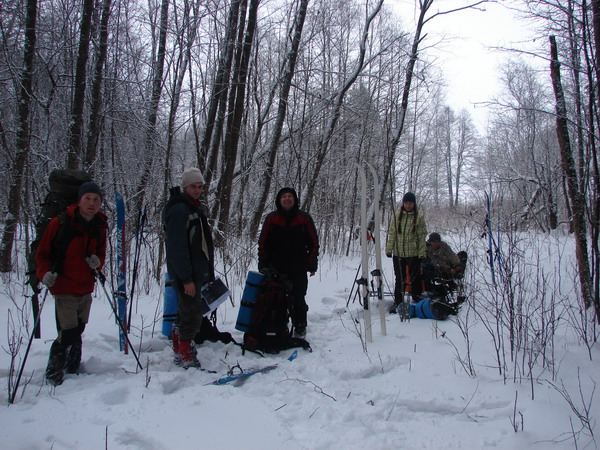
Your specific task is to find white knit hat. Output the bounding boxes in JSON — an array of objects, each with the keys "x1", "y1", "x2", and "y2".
[{"x1": 181, "y1": 168, "x2": 204, "y2": 188}]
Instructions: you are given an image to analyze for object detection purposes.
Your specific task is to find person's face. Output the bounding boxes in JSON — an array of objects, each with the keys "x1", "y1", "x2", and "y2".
[
  {"x1": 184, "y1": 182, "x2": 204, "y2": 201},
  {"x1": 403, "y1": 201, "x2": 415, "y2": 212},
  {"x1": 430, "y1": 240, "x2": 441, "y2": 248},
  {"x1": 78, "y1": 193, "x2": 102, "y2": 221},
  {"x1": 280, "y1": 192, "x2": 295, "y2": 211}
]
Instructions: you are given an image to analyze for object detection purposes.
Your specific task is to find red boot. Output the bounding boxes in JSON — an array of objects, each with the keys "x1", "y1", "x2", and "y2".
[{"x1": 179, "y1": 340, "x2": 201, "y2": 369}]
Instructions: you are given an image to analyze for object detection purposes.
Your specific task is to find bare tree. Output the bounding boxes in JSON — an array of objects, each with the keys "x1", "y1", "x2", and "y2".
[
  {"x1": 135, "y1": 0, "x2": 170, "y2": 210},
  {"x1": 212, "y1": 0, "x2": 260, "y2": 242},
  {"x1": 249, "y1": 0, "x2": 310, "y2": 237},
  {"x1": 549, "y1": 35, "x2": 595, "y2": 319},
  {"x1": 0, "y1": 0, "x2": 38, "y2": 272},
  {"x1": 66, "y1": 0, "x2": 95, "y2": 170},
  {"x1": 202, "y1": 0, "x2": 243, "y2": 183},
  {"x1": 84, "y1": 0, "x2": 113, "y2": 173},
  {"x1": 302, "y1": 0, "x2": 385, "y2": 212}
]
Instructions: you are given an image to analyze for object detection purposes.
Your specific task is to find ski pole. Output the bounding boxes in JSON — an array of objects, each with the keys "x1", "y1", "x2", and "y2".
[
  {"x1": 346, "y1": 264, "x2": 362, "y2": 307},
  {"x1": 128, "y1": 206, "x2": 146, "y2": 330},
  {"x1": 9, "y1": 289, "x2": 49, "y2": 404},
  {"x1": 94, "y1": 271, "x2": 143, "y2": 371}
]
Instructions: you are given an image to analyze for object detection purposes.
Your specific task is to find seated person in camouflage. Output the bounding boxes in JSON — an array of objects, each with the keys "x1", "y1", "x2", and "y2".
[{"x1": 426, "y1": 232, "x2": 462, "y2": 280}]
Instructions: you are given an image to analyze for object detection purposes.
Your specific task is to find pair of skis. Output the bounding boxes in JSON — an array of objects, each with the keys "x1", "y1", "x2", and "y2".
[{"x1": 357, "y1": 163, "x2": 387, "y2": 343}]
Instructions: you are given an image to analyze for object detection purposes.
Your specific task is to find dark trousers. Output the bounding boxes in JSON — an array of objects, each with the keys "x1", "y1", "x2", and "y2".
[
  {"x1": 392, "y1": 256, "x2": 423, "y2": 301},
  {"x1": 176, "y1": 292, "x2": 203, "y2": 341},
  {"x1": 288, "y1": 271, "x2": 309, "y2": 326}
]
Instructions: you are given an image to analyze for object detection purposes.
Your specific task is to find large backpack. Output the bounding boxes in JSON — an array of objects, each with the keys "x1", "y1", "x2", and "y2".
[
  {"x1": 27, "y1": 169, "x2": 92, "y2": 287},
  {"x1": 243, "y1": 271, "x2": 310, "y2": 354},
  {"x1": 26, "y1": 169, "x2": 91, "y2": 337}
]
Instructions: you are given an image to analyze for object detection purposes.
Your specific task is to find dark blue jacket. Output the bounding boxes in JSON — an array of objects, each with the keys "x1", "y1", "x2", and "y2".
[{"x1": 163, "y1": 191, "x2": 214, "y2": 296}]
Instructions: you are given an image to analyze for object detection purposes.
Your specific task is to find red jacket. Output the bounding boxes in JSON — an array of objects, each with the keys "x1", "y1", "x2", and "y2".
[
  {"x1": 258, "y1": 209, "x2": 319, "y2": 274},
  {"x1": 35, "y1": 204, "x2": 108, "y2": 295}
]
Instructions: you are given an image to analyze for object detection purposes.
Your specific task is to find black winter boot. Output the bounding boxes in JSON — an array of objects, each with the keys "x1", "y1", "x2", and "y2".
[
  {"x1": 62, "y1": 326, "x2": 83, "y2": 374},
  {"x1": 45, "y1": 340, "x2": 67, "y2": 386},
  {"x1": 65, "y1": 342, "x2": 82, "y2": 374}
]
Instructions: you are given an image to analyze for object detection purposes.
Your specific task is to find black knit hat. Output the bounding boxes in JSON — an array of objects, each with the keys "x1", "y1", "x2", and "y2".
[
  {"x1": 428, "y1": 232, "x2": 441, "y2": 243},
  {"x1": 402, "y1": 192, "x2": 416, "y2": 203},
  {"x1": 78, "y1": 181, "x2": 103, "y2": 201}
]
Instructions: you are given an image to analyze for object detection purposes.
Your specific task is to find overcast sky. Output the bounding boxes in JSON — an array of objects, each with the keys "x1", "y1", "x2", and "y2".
[{"x1": 390, "y1": 0, "x2": 545, "y2": 130}]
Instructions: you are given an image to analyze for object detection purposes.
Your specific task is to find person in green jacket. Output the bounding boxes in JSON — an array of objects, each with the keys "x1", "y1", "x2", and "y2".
[{"x1": 385, "y1": 192, "x2": 428, "y2": 311}]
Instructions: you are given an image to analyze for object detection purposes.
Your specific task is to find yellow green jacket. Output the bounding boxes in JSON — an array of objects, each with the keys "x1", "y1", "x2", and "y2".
[{"x1": 385, "y1": 210, "x2": 427, "y2": 258}]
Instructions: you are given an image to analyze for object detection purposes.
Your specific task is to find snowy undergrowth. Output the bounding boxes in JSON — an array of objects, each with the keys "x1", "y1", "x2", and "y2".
[{"x1": 0, "y1": 229, "x2": 598, "y2": 449}]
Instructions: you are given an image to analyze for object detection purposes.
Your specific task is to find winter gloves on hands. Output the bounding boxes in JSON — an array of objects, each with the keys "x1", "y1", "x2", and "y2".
[
  {"x1": 42, "y1": 255, "x2": 100, "y2": 288},
  {"x1": 42, "y1": 271, "x2": 58, "y2": 287},
  {"x1": 85, "y1": 255, "x2": 101, "y2": 270}
]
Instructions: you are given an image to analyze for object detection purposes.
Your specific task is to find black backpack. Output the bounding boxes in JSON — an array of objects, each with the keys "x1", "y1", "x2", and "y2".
[{"x1": 243, "y1": 271, "x2": 310, "y2": 354}]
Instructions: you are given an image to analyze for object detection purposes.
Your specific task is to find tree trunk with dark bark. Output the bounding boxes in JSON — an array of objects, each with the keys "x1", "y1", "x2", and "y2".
[
  {"x1": 66, "y1": 0, "x2": 95, "y2": 170},
  {"x1": 84, "y1": 0, "x2": 113, "y2": 173},
  {"x1": 249, "y1": 0, "x2": 310, "y2": 237},
  {"x1": 0, "y1": 0, "x2": 38, "y2": 272},
  {"x1": 549, "y1": 35, "x2": 596, "y2": 321},
  {"x1": 212, "y1": 0, "x2": 260, "y2": 243},
  {"x1": 201, "y1": 0, "x2": 242, "y2": 182},
  {"x1": 135, "y1": 0, "x2": 169, "y2": 211}
]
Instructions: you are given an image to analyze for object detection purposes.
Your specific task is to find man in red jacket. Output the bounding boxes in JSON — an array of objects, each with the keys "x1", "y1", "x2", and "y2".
[
  {"x1": 258, "y1": 187, "x2": 319, "y2": 338},
  {"x1": 36, "y1": 181, "x2": 107, "y2": 385}
]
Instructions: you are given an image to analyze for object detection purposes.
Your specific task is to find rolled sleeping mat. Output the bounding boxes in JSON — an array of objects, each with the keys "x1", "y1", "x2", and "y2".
[
  {"x1": 235, "y1": 271, "x2": 265, "y2": 332},
  {"x1": 162, "y1": 273, "x2": 178, "y2": 337}
]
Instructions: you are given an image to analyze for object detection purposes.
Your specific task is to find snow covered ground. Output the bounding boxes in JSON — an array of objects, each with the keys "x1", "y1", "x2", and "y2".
[{"x1": 0, "y1": 232, "x2": 598, "y2": 449}]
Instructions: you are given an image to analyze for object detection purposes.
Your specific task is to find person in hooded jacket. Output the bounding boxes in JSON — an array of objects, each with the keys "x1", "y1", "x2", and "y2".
[
  {"x1": 258, "y1": 187, "x2": 319, "y2": 337},
  {"x1": 426, "y1": 232, "x2": 462, "y2": 279},
  {"x1": 385, "y1": 192, "x2": 428, "y2": 311},
  {"x1": 163, "y1": 168, "x2": 215, "y2": 368},
  {"x1": 36, "y1": 181, "x2": 108, "y2": 386}
]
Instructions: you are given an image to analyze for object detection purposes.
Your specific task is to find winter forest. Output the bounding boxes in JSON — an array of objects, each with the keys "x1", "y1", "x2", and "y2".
[
  {"x1": 1, "y1": 0, "x2": 597, "y2": 320},
  {"x1": 0, "y1": 0, "x2": 599, "y2": 446}
]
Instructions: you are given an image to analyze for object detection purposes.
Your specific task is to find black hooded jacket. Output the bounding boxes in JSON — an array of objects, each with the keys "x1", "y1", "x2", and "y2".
[{"x1": 258, "y1": 187, "x2": 319, "y2": 274}]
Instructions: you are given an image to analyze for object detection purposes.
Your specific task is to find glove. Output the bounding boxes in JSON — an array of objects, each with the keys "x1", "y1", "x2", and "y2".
[
  {"x1": 385, "y1": 252, "x2": 392, "y2": 258},
  {"x1": 85, "y1": 255, "x2": 101, "y2": 270},
  {"x1": 42, "y1": 271, "x2": 58, "y2": 288}
]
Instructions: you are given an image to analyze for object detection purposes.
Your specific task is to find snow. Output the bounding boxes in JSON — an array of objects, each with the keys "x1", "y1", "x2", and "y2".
[{"x1": 1, "y1": 232, "x2": 598, "y2": 449}]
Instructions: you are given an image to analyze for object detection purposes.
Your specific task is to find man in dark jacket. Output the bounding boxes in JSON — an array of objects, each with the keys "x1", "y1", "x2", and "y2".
[
  {"x1": 426, "y1": 232, "x2": 462, "y2": 279},
  {"x1": 258, "y1": 187, "x2": 319, "y2": 337},
  {"x1": 36, "y1": 181, "x2": 107, "y2": 386},
  {"x1": 163, "y1": 168, "x2": 214, "y2": 368}
]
